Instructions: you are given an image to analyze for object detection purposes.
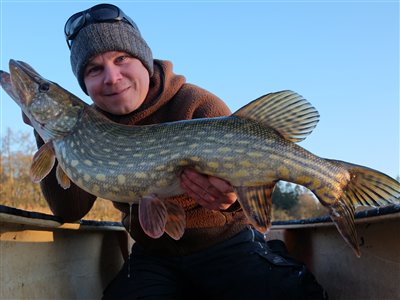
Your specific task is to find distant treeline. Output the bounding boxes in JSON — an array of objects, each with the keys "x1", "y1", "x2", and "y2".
[{"x1": 1, "y1": 128, "x2": 327, "y2": 222}]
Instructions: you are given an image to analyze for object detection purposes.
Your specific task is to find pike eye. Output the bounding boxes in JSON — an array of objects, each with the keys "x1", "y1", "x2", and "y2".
[{"x1": 39, "y1": 82, "x2": 50, "y2": 93}]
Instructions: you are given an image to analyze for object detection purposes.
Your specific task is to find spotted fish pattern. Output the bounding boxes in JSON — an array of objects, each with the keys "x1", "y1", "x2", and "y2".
[{"x1": 1, "y1": 59, "x2": 399, "y2": 256}]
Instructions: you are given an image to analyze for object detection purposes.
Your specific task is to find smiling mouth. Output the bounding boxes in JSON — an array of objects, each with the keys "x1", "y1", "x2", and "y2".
[{"x1": 105, "y1": 86, "x2": 130, "y2": 96}]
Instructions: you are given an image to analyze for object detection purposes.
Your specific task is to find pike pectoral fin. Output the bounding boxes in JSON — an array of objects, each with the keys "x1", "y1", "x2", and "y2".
[
  {"x1": 164, "y1": 199, "x2": 186, "y2": 240},
  {"x1": 139, "y1": 194, "x2": 168, "y2": 239},
  {"x1": 234, "y1": 184, "x2": 275, "y2": 233},
  {"x1": 56, "y1": 164, "x2": 71, "y2": 189},
  {"x1": 30, "y1": 142, "x2": 55, "y2": 183}
]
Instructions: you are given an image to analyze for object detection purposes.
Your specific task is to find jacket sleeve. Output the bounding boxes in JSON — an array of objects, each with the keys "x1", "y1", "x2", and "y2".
[{"x1": 34, "y1": 130, "x2": 97, "y2": 222}]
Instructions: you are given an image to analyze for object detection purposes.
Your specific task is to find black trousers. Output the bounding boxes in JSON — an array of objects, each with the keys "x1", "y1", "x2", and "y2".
[{"x1": 103, "y1": 228, "x2": 327, "y2": 300}]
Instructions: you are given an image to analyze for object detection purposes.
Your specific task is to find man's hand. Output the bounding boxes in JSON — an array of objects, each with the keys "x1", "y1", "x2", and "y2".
[{"x1": 180, "y1": 168, "x2": 237, "y2": 210}]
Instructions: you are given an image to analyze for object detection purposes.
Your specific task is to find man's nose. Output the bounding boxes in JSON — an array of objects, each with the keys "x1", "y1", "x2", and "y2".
[{"x1": 103, "y1": 66, "x2": 122, "y2": 84}]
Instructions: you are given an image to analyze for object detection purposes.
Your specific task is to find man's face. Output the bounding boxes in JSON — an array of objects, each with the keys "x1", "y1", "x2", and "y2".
[{"x1": 84, "y1": 51, "x2": 150, "y2": 115}]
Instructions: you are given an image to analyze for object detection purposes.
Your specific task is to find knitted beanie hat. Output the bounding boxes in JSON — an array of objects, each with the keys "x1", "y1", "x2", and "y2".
[{"x1": 70, "y1": 21, "x2": 154, "y2": 94}]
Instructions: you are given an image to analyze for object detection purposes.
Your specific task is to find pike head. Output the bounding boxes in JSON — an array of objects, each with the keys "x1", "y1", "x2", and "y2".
[{"x1": 0, "y1": 59, "x2": 85, "y2": 142}]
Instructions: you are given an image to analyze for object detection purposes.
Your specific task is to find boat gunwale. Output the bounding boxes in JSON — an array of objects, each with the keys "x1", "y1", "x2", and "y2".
[
  {"x1": 0, "y1": 204, "x2": 125, "y2": 231},
  {"x1": 1, "y1": 203, "x2": 398, "y2": 231}
]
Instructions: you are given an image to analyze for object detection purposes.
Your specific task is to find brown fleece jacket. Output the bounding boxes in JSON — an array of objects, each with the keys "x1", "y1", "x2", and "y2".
[{"x1": 36, "y1": 59, "x2": 247, "y2": 256}]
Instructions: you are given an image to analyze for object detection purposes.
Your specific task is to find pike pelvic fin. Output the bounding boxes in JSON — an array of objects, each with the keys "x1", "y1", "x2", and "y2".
[
  {"x1": 139, "y1": 194, "x2": 168, "y2": 239},
  {"x1": 233, "y1": 90, "x2": 320, "y2": 142},
  {"x1": 56, "y1": 164, "x2": 71, "y2": 189},
  {"x1": 234, "y1": 184, "x2": 275, "y2": 233},
  {"x1": 326, "y1": 159, "x2": 400, "y2": 257},
  {"x1": 164, "y1": 199, "x2": 186, "y2": 240},
  {"x1": 30, "y1": 142, "x2": 55, "y2": 183}
]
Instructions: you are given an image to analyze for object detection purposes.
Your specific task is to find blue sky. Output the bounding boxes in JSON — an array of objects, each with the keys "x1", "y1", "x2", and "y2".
[{"x1": 1, "y1": 1, "x2": 399, "y2": 179}]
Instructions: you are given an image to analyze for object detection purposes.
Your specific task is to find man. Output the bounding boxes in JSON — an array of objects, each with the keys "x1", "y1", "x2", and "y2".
[{"x1": 28, "y1": 3, "x2": 326, "y2": 299}]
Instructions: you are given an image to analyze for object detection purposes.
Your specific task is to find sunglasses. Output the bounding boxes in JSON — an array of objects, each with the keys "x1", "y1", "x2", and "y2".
[{"x1": 64, "y1": 3, "x2": 138, "y2": 49}]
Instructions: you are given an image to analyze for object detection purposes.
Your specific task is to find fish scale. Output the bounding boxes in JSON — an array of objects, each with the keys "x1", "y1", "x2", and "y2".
[
  {"x1": 54, "y1": 105, "x2": 347, "y2": 205},
  {"x1": 1, "y1": 59, "x2": 399, "y2": 257}
]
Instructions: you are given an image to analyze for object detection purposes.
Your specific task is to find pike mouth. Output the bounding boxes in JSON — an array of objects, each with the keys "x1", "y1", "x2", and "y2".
[
  {"x1": 0, "y1": 70, "x2": 11, "y2": 88},
  {"x1": 0, "y1": 70, "x2": 22, "y2": 104},
  {"x1": 7, "y1": 60, "x2": 43, "y2": 106}
]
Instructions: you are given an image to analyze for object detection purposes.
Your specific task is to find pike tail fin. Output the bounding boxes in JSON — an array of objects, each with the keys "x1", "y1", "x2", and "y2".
[{"x1": 327, "y1": 159, "x2": 400, "y2": 257}]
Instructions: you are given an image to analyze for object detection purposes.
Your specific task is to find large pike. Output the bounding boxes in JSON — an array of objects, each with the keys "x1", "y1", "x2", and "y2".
[{"x1": 1, "y1": 60, "x2": 399, "y2": 256}]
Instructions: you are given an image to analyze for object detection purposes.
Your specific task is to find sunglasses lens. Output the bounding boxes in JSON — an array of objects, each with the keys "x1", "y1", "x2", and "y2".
[
  {"x1": 90, "y1": 4, "x2": 120, "y2": 21},
  {"x1": 64, "y1": 4, "x2": 137, "y2": 48},
  {"x1": 65, "y1": 13, "x2": 85, "y2": 37}
]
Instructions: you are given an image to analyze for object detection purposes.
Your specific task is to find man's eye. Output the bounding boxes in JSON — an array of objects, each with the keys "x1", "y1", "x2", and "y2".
[
  {"x1": 116, "y1": 56, "x2": 129, "y2": 63},
  {"x1": 86, "y1": 66, "x2": 101, "y2": 76}
]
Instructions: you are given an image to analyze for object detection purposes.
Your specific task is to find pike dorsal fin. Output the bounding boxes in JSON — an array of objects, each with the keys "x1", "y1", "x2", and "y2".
[{"x1": 233, "y1": 90, "x2": 320, "y2": 142}]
